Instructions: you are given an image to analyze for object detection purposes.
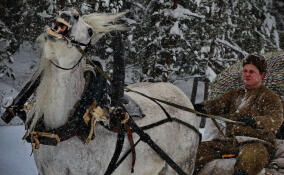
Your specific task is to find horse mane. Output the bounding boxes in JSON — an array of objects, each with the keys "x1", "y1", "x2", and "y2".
[
  {"x1": 82, "y1": 11, "x2": 128, "y2": 43},
  {"x1": 25, "y1": 11, "x2": 127, "y2": 130}
]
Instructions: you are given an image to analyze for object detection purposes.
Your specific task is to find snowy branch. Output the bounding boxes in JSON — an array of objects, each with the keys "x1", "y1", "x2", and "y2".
[{"x1": 215, "y1": 39, "x2": 248, "y2": 56}]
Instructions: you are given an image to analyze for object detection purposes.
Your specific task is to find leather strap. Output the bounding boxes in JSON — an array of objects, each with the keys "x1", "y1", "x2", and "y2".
[
  {"x1": 125, "y1": 123, "x2": 136, "y2": 173},
  {"x1": 127, "y1": 117, "x2": 188, "y2": 175},
  {"x1": 104, "y1": 124, "x2": 125, "y2": 175}
]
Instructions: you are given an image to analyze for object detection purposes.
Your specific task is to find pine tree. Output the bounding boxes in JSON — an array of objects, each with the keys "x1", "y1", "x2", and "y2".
[
  {"x1": 273, "y1": 0, "x2": 284, "y2": 48},
  {"x1": 0, "y1": 0, "x2": 281, "y2": 83},
  {"x1": 126, "y1": 0, "x2": 279, "y2": 82}
]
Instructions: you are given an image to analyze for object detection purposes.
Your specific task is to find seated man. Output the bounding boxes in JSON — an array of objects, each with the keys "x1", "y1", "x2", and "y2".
[{"x1": 193, "y1": 55, "x2": 283, "y2": 175}]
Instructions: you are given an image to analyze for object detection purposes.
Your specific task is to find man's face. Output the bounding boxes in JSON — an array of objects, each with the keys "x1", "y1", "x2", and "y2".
[{"x1": 242, "y1": 64, "x2": 265, "y2": 89}]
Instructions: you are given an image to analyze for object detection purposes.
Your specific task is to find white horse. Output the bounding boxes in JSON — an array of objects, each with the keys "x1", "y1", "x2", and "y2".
[{"x1": 24, "y1": 9, "x2": 199, "y2": 175}]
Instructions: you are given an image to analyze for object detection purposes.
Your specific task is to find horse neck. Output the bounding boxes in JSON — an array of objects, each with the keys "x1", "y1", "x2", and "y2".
[{"x1": 37, "y1": 59, "x2": 86, "y2": 129}]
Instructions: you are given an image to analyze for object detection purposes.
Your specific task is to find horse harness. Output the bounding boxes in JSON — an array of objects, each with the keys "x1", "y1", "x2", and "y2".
[
  {"x1": 23, "y1": 69, "x2": 202, "y2": 175},
  {"x1": 41, "y1": 31, "x2": 202, "y2": 174},
  {"x1": 12, "y1": 39, "x2": 245, "y2": 174},
  {"x1": 46, "y1": 27, "x2": 91, "y2": 71},
  {"x1": 4, "y1": 34, "x2": 247, "y2": 174},
  {"x1": 5, "y1": 30, "x2": 239, "y2": 174},
  {"x1": 49, "y1": 41, "x2": 203, "y2": 174},
  {"x1": 102, "y1": 103, "x2": 202, "y2": 175},
  {"x1": 11, "y1": 48, "x2": 200, "y2": 174}
]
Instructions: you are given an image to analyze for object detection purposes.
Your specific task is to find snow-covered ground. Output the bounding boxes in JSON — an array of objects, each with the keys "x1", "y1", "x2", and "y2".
[
  {"x1": 0, "y1": 42, "x2": 39, "y2": 174},
  {"x1": 0, "y1": 125, "x2": 38, "y2": 175}
]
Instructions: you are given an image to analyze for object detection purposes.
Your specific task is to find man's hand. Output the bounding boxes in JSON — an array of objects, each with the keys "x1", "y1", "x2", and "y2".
[{"x1": 238, "y1": 116, "x2": 257, "y2": 129}]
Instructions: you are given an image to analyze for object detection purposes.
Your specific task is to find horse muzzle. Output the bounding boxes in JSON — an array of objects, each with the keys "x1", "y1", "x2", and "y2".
[{"x1": 46, "y1": 17, "x2": 71, "y2": 40}]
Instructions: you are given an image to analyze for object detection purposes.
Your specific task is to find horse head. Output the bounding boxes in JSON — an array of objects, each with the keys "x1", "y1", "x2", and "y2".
[
  {"x1": 39, "y1": 8, "x2": 127, "y2": 70},
  {"x1": 52, "y1": 8, "x2": 128, "y2": 45},
  {"x1": 54, "y1": 9, "x2": 93, "y2": 46},
  {"x1": 25, "y1": 9, "x2": 127, "y2": 137}
]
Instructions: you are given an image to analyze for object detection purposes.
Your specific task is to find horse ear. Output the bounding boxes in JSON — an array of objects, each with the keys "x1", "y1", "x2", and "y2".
[
  {"x1": 82, "y1": 11, "x2": 128, "y2": 44},
  {"x1": 72, "y1": 9, "x2": 79, "y2": 20}
]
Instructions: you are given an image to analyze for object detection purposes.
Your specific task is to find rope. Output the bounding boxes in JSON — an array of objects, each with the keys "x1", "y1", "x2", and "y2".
[
  {"x1": 76, "y1": 46, "x2": 244, "y2": 125},
  {"x1": 50, "y1": 55, "x2": 84, "y2": 70},
  {"x1": 125, "y1": 87, "x2": 244, "y2": 125},
  {"x1": 104, "y1": 124, "x2": 125, "y2": 175},
  {"x1": 127, "y1": 117, "x2": 189, "y2": 175}
]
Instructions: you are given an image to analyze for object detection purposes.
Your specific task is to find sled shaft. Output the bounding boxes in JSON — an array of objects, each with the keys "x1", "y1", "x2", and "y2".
[{"x1": 1, "y1": 72, "x2": 42, "y2": 123}]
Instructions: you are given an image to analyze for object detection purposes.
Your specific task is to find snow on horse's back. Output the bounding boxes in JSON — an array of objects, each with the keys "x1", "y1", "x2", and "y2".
[{"x1": 27, "y1": 9, "x2": 199, "y2": 175}]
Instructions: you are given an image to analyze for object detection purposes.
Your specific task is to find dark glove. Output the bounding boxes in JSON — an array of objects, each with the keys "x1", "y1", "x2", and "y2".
[
  {"x1": 238, "y1": 116, "x2": 257, "y2": 129},
  {"x1": 193, "y1": 103, "x2": 207, "y2": 114}
]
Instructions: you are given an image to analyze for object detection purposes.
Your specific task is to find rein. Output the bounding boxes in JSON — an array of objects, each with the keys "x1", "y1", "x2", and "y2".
[
  {"x1": 50, "y1": 55, "x2": 84, "y2": 70},
  {"x1": 74, "y1": 47, "x2": 201, "y2": 174},
  {"x1": 75, "y1": 47, "x2": 246, "y2": 174},
  {"x1": 78, "y1": 46, "x2": 244, "y2": 125}
]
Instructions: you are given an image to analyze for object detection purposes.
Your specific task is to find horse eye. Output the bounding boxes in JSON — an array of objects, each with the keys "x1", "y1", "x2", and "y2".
[
  {"x1": 88, "y1": 28, "x2": 93, "y2": 37},
  {"x1": 60, "y1": 13, "x2": 70, "y2": 22}
]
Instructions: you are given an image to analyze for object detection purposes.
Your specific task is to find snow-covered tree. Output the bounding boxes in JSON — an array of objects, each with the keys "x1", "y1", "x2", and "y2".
[
  {"x1": 0, "y1": 0, "x2": 282, "y2": 83},
  {"x1": 126, "y1": 0, "x2": 280, "y2": 82},
  {"x1": 0, "y1": 0, "x2": 53, "y2": 78},
  {"x1": 273, "y1": 0, "x2": 284, "y2": 48}
]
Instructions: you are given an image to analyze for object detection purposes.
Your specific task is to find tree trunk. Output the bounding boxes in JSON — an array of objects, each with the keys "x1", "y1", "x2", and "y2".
[
  {"x1": 172, "y1": 0, "x2": 178, "y2": 9},
  {"x1": 111, "y1": 32, "x2": 125, "y2": 107},
  {"x1": 273, "y1": 0, "x2": 284, "y2": 48}
]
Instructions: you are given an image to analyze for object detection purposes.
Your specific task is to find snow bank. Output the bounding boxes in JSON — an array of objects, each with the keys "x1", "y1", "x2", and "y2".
[{"x1": 0, "y1": 125, "x2": 38, "y2": 175}]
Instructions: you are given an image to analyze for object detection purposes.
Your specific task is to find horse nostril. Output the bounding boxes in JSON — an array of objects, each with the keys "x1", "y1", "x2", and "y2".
[{"x1": 88, "y1": 28, "x2": 93, "y2": 37}]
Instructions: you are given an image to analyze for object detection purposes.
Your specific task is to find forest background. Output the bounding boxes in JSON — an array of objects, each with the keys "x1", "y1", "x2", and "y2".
[
  {"x1": 1, "y1": 0, "x2": 283, "y2": 84},
  {"x1": 0, "y1": 1, "x2": 283, "y2": 174}
]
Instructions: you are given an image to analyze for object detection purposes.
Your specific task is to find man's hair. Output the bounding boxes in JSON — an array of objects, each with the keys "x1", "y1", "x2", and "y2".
[{"x1": 243, "y1": 54, "x2": 267, "y2": 74}]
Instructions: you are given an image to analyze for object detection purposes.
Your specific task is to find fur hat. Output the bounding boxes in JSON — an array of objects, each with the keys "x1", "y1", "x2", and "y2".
[{"x1": 243, "y1": 54, "x2": 267, "y2": 74}]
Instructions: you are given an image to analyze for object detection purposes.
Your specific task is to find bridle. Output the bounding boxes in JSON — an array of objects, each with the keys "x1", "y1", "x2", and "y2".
[{"x1": 49, "y1": 37, "x2": 92, "y2": 71}]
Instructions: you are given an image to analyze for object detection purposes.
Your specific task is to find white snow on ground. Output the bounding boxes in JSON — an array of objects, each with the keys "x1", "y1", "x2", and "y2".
[
  {"x1": 0, "y1": 125, "x2": 38, "y2": 175},
  {"x1": 0, "y1": 40, "x2": 39, "y2": 174}
]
